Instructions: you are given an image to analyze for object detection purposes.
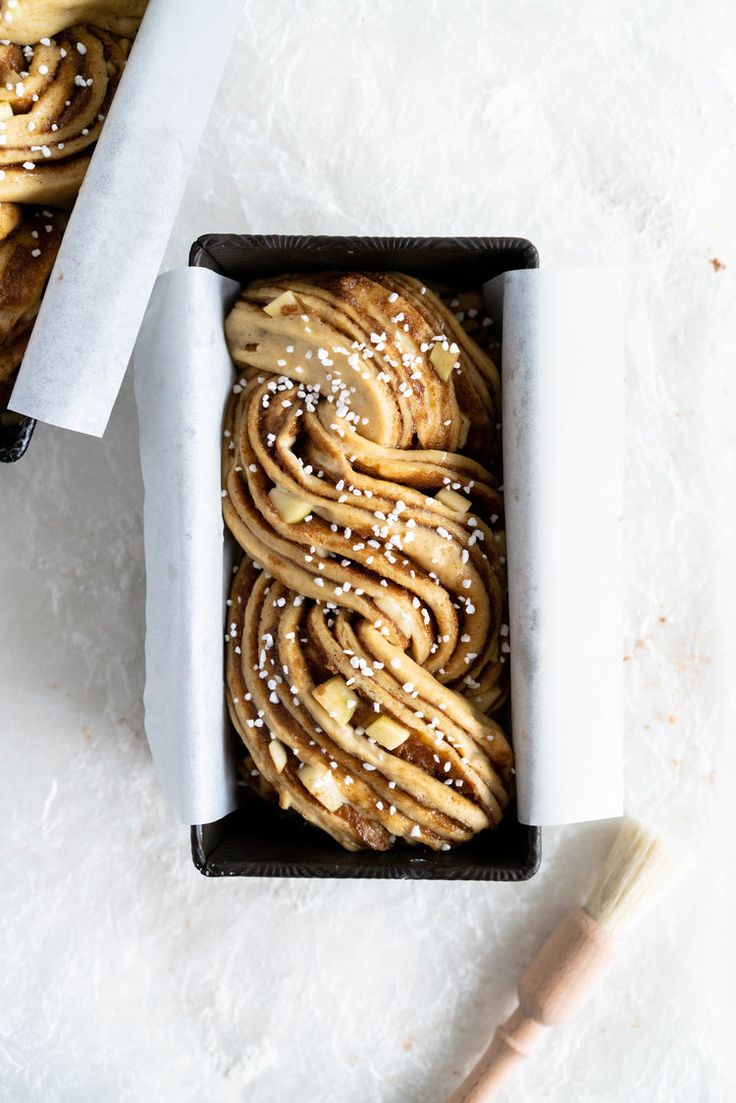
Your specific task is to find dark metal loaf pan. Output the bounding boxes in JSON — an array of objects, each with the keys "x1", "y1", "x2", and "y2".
[
  {"x1": 189, "y1": 234, "x2": 541, "y2": 881},
  {"x1": 0, "y1": 414, "x2": 35, "y2": 464}
]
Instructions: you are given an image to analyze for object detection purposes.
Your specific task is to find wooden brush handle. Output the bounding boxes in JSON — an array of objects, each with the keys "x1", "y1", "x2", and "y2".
[{"x1": 449, "y1": 908, "x2": 615, "y2": 1103}]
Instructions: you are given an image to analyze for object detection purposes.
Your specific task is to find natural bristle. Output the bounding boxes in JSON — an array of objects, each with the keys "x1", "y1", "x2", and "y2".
[{"x1": 584, "y1": 818, "x2": 677, "y2": 935}]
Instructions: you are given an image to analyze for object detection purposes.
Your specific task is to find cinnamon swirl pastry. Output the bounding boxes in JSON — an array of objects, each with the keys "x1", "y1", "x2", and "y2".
[
  {"x1": 0, "y1": 26, "x2": 127, "y2": 205},
  {"x1": 0, "y1": 200, "x2": 61, "y2": 396},
  {"x1": 0, "y1": 1, "x2": 146, "y2": 42},
  {"x1": 223, "y1": 272, "x2": 513, "y2": 852}
]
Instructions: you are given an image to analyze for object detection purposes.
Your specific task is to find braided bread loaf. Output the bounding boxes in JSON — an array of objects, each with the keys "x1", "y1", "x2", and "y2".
[
  {"x1": 0, "y1": 25, "x2": 127, "y2": 205},
  {"x1": 223, "y1": 273, "x2": 513, "y2": 852},
  {"x1": 0, "y1": 0, "x2": 146, "y2": 42}
]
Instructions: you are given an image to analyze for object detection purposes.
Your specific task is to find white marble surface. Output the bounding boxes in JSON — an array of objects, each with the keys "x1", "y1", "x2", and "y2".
[{"x1": 2, "y1": 1, "x2": 736, "y2": 1099}]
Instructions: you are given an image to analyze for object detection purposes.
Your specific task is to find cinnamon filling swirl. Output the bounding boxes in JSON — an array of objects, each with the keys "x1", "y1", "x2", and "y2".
[
  {"x1": 0, "y1": 1, "x2": 147, "y2": 43},
  {"x1": 223, "y1": 272, "x2": 513, "y2": 852},
  {"x1": 0, "y1": 25, "x2": 127, "y2": 205}
]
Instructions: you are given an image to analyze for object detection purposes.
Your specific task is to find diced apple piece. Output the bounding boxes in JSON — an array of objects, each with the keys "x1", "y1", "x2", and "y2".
[
  {"x1": 311, "y1": 675, "x2": 358, "y2": 726},
  {"x1": 436, "y1": 487, "x2": 471, "y2": 514},
  {"x1": 375, "y1": 594, "x2": 416, "y2": 639},
  {"x1": 269, "y1": 487, "x2": 311, "y2": 524},
  {"x1": 263, "y1": 290, "x2": 300, "y2": 317},
  {"x1": 299, "y1": 763, "x2": 343, "y2": 812},
  {"x1": 268, "y1": 738, "x2": 288, "y2": 774},
  {"x1": 430, "y1": 341, "x2": 459, "y2": 381},
  {"x1": 366, "y1": 715, "x2": 409, "y2": 751}
]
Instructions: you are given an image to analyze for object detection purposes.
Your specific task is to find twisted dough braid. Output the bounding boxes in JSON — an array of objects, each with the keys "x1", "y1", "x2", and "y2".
[
  {"x1": 223, "y1": 272, "x2": 513, "y2": 852},
  {"x1": 0, "y1": 0, "x2": 146, "y2": 43},
  {"x1": 0, "y1": 26, "x2": 127, "y2": 205},
  {"x1": 0, "y1": 200, "x2": 61, "y2": 385}
]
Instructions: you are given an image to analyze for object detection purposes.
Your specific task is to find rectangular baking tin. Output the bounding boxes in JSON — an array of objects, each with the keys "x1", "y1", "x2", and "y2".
[{"x1": 190, "y1": 234, "x2": 541, "y2": 881}]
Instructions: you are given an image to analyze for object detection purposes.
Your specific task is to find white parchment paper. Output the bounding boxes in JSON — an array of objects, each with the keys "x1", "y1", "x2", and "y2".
[
  {"x1": 9, "y1": 0, "x2": 243, "y2": 438},
  {"x1": 133, "y1": 267, "x2": 240, "y2": 825},
  {"x1": 134, "y1": 264, "x2": 623, "y2": 829},
  {"x1": 486, "y1": 269, "x2": 624, "y2": 826}
]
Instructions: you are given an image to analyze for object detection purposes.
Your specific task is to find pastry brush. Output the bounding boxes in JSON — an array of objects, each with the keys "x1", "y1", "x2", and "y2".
[{"x1": 450, "y1": 818, "x2": 678, "y2": 1102}]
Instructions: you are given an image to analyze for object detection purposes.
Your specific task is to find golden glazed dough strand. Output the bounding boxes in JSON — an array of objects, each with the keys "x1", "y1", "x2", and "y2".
[
  {"x1": 223, "y1": 271, "x2": 513, "y2": 852},
  {"x1": 0, "y1": 0, "x2": 146, "y2": 42}
]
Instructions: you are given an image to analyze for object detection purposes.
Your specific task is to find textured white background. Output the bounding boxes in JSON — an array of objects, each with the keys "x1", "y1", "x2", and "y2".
[{"x1": 2, "y1": 1, "x2": 736, "y2": 1100}]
